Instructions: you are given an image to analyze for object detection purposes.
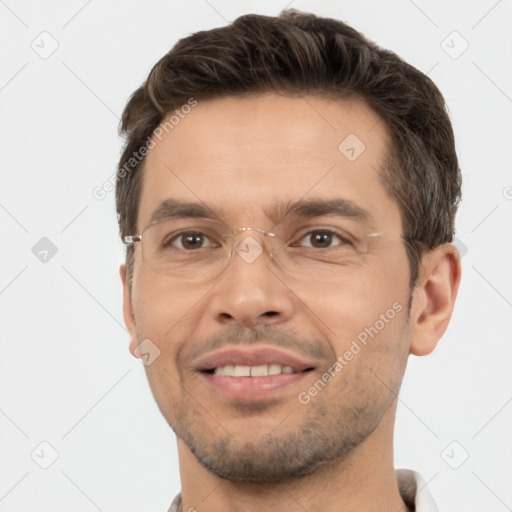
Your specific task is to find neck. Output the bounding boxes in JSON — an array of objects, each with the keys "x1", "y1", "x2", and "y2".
[{"x1": 176, "y1": 401, "x2": 411, "y2": 512}]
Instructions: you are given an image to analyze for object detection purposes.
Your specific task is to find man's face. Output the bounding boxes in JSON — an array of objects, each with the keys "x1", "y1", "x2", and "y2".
[{"x1": 123, "y1": 94, "x2": 414, "y2": 481}]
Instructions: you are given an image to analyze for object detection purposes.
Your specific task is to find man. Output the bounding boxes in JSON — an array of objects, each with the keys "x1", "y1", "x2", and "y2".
[{"x1": 117, "y1": 9, "x2": 461, "y2": 512}]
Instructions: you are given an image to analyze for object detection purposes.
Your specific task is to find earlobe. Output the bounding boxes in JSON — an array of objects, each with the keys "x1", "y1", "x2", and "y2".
[
  {"x1": 409, "y1": 243, "x2": 462, "y2": 356},
  {"x1": 119, "y1": 264, "x2": 139, "y2": 358}
]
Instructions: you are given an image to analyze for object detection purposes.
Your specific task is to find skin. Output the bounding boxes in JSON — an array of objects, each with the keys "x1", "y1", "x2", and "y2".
[{"x1": 120, "y1": 94, "x2": 461, "y2": 512}]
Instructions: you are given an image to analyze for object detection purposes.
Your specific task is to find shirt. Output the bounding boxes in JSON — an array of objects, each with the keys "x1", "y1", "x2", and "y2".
[{"x1": 167, "y1": 468, "x2": 439, "y2": 511}]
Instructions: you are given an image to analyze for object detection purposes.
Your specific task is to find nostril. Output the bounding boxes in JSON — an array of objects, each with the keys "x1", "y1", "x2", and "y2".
[{"x1": 263, "y1": 311, "x2": 279, "y2": 317}]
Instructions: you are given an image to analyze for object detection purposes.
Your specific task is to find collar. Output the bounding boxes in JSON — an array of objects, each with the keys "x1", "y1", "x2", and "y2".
[{"x1": 167, "y1": 468, "x2": 439, "y2": 512}]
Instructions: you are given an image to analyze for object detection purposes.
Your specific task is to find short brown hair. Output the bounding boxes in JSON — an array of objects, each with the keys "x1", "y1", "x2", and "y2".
[{"x1": 116, "y1": 9, "x2": 461, "y2": 290}]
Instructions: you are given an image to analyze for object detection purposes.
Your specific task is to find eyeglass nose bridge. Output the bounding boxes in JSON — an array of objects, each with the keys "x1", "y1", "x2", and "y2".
[
  {"x1": 227, "y1": 226, "x2": 279, "y2": 265},
  {"x1": 232, "y1": 226, "x2": 277, "y2": 237}
]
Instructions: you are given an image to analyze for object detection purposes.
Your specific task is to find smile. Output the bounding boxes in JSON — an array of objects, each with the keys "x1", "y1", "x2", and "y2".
[
  {"x1": 210, "y1": 364, "x2": 299, "y2": 376},
  {"x1": 194, "y1": 345, "x2": 319, "y2": 400}
]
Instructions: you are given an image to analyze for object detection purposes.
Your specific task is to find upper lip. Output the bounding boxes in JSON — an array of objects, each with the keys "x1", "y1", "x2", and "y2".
[{"x1": 194, "y1": 346, "x2": 318, "y2": 372}]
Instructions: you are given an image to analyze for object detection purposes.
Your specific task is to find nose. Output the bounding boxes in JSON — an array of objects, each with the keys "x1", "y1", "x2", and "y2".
[{"x1": 208, "y1": 233, "x2": 295, "y2": 329}]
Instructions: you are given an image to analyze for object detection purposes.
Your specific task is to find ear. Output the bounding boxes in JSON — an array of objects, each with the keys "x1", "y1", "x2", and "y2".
[
  {"x1": 119, "y1": 264, "x2": 139, "y2": 358},
  {"x1": 409, "y1": 243, "x2": 462, "y2": 356}
]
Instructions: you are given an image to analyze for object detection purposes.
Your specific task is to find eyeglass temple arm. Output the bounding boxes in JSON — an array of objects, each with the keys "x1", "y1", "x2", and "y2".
[{"x1": 123, "y1": 235, "x2": 142, "y2": 245}]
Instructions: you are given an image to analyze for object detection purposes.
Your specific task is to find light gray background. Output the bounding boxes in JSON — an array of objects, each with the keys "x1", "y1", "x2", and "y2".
[{"x1": 1, "y1": 1, "x2": 511, "y2": 511}]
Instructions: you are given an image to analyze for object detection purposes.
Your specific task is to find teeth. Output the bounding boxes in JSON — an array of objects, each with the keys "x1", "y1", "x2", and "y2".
[
  {"x1": 268, "y1": 364, "x2": 282, "y2": 375},
  {"x1": 233, "y1": 365, "x2": 251, "y2": 377},
  {"x1": 251, "y1": 365, "x2": 268, "y2": 377},
  {"x1": 215, "y1": 365, "x2": 233, "y2": 376},
  {"x1": 213, "y1": 364, "x2": 297, "y2": 376}
]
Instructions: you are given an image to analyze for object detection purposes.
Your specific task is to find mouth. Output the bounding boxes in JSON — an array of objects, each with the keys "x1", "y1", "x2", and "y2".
[
  {"x1": 194, "y1": 346, "x2": 318, "y2": 401},
  {"x1": 203, "y1": 364, "x2": 314, "y2": 376}
]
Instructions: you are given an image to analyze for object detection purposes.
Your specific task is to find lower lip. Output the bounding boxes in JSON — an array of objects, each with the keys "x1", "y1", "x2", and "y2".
[{"x1": 200, "y1": 371, "x2": 311, "y2": 401}]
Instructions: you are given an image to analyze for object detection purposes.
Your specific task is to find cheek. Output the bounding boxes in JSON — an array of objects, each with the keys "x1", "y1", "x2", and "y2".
[
  {"x1": 295, "y1": 256, "x2": 410, "y2": 350},
  {"x1": 133, "y1": 266, "x2": 198, "y2": 326}
]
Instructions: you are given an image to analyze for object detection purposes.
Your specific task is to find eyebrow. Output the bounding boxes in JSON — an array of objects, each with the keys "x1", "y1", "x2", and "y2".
[
  {"x1": 272, "y1": 198, "x2": 375, "y2": 229},
  {"x1": 146, "y1": 197, "x2": 376, "y2": 230},
  {"x1": 147, "y1": 199, "x2": 226, "y2": 226}
]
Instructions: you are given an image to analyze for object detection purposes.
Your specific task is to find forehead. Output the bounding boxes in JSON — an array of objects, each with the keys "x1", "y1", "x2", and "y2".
[{"x1": 138, "y1": 94, "x2": 400, "y2": 232}]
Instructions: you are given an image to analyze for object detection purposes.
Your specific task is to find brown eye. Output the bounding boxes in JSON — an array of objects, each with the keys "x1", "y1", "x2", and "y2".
[
  {"x1": 167, "y1": 232, "x2": 215, "y2": 250},
  {"x1": 297, "y1": 230, "x2": 348, "y2": 249}
]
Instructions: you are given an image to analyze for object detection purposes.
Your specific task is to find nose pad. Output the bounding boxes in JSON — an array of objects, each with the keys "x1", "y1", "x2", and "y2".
[
  {"x1": 230, "y1": 228, "x2": 278, "y2": 267},
  {"x1": 234, "y1": 235, "x2": 265, "y2": 264}
]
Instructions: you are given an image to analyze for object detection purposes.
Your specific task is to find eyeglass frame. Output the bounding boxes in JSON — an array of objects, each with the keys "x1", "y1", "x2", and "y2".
[{"x1": 121, "y1": 217, "x2": 399, "y2": 274}]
